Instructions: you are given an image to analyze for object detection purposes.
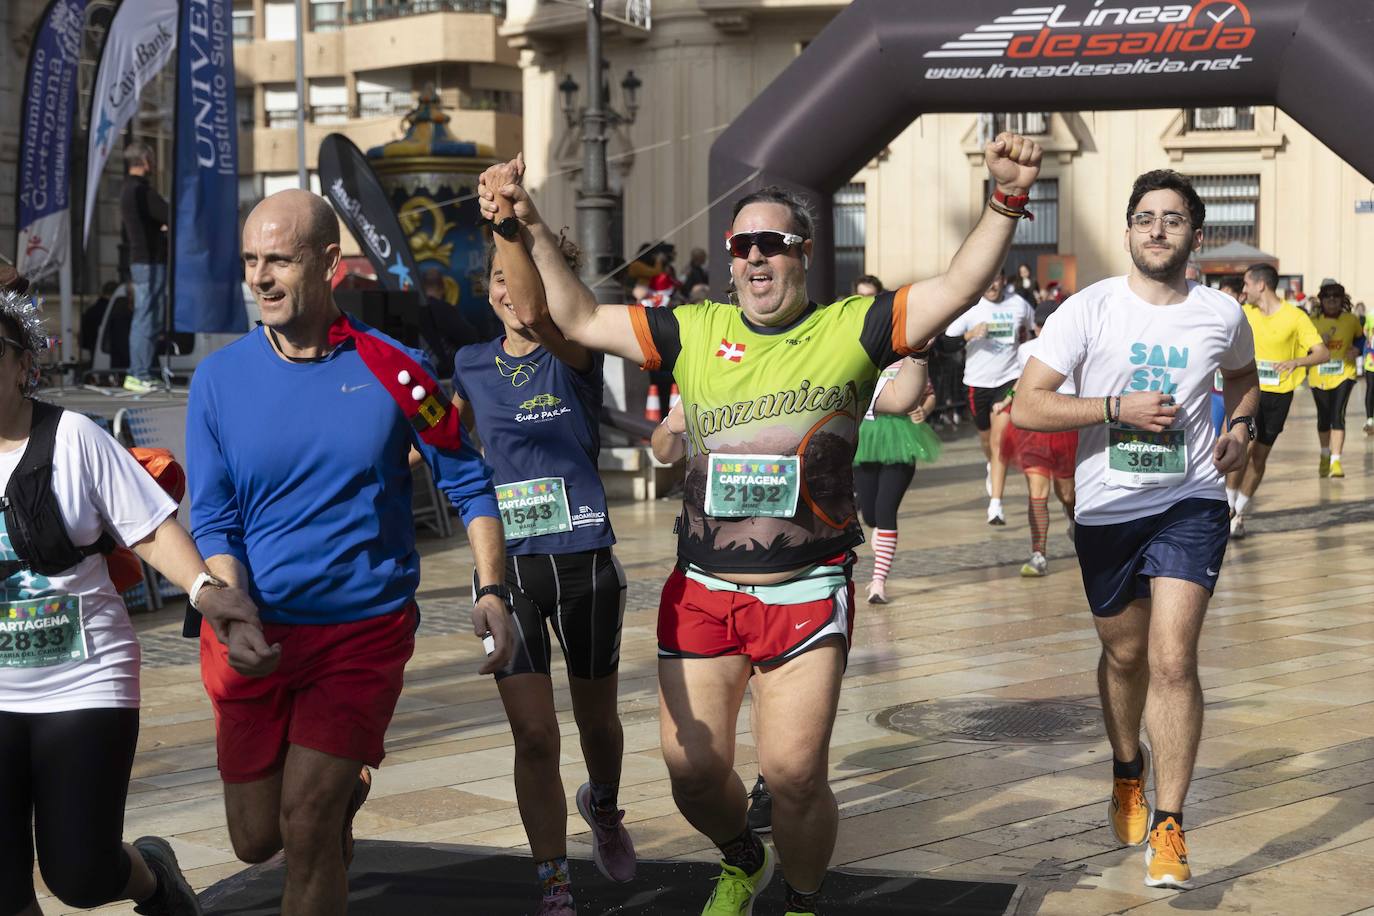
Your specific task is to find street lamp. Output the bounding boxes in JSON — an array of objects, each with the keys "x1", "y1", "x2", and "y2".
[{"x1": 560, "y1": 1, "x2": 644, "y2": 303}]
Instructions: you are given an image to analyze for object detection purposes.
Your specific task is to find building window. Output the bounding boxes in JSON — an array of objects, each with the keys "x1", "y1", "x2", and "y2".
[
  {"x1": 978, "y1": 112, "x2": 1050, "y2": 144},
  {"x1": 264, "y1": 1, "x2": 297, "y2": 40},
  {"x1": 1186, "y1": 106, "x2": 1255, "y2": 132},
  {"x1": 311, "y1": 0, "x2": 346, "y2": 31},
  {"x1": 358, "y1": 90, "x2": 414, "y2": 118},
  {"x1": 232, "y1": 4, "x2": 254, "y2": 44},
  {"x1": 236, "y1": 90, "x2": 256, "y2": 129},
  {"x1": 460, "y1": 88, "x2": 523, "y2": 115},
  {"x1": 309, "y1": 78, "x2": 349, "y2": 123},
  {"x1": 348, "y1": 0, "x2": 507, "y2": 24},
  {"x1": 1187, "y1": 174, "x2": 1259, "y2": 248},
  {"x1": 833, "y1": 182, "x2": 865, "y2": 296},
  {"x1": 985, "y1": 177, "x2": 1059, "y2": 273},
  {"x1": 264, "y1": 85, "x2": 300, "y2": 128}
]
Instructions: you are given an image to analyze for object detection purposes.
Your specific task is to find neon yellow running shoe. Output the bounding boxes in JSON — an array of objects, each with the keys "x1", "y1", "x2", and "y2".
[
  {"x1": 1319, "y1": 454, "x2": 1331, "y2": 477},
  {"x1": 702, "y1": 844, "x2": 774, "y2": 915}
]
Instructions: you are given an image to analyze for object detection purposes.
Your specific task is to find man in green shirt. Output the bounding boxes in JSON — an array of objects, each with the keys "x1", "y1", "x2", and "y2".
[{"x1": 477, "y1": 134, "x2": 1042, "y2": 916}]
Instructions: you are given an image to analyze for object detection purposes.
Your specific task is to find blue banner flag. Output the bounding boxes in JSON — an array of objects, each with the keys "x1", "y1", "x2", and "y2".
[
  {"x1": 15, "y1": 0, "x2": 88, "y2": 281},
  {"x1": 172, "y1": 0, "x2": 245, "y2": 333}
]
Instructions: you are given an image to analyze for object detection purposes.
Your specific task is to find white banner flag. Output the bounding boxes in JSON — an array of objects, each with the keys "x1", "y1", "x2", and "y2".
[{"x1": 82, "y1": 0, "x2": 178, "y2": 245}]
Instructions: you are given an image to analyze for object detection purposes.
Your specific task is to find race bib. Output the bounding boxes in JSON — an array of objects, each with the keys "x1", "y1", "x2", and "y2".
[
  {"x1": 0, "y1": 595, "x2": 86, "y2": 668},
  {"x1": 496, "y1": 477, "x2": 573, "y2": 540},
  {"x1": 1105, "y1": 425, "x2": 1187, "y2": 489},
  {"x1": 1317, "y1": 359, "x2": 1346, "y2": 377},
  {"x1": 1256, "y1": 360, "x2": 1280, "y2": 386},
  {"x1": 986, "y1": 319, "x2": 1016, "y2": 343},
  {"x1": 705, "y1": 454, "x2": 801, "y2": 518}
]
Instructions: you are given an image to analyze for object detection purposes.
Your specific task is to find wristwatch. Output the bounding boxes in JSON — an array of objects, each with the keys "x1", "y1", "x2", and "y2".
[
  {"x1": 1228, "y1": 415, "x2": 1257, "y2": 441},
  {"x1": 474, "y1": 583, "x2": 513, "y2": 608},
  {"x1": 490, "y1": 216, "x2": 522, "y2": 240},
  {"x1": 190, "y1": 572, "x2": 228, "y2": 610}
]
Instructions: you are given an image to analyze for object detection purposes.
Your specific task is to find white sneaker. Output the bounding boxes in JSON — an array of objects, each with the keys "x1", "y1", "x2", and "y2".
[
  {"x1": 1230, "y1": 516, "x2": 1246, "y2": 540},
  {"x1": 987, "y1": 503, "x2": 1006, "y2": 526},
  {"x1": 1020, "y1": 552, "x2": 1048, "y2": 577},
  {"x1": 1365, "y1": 418, "x2": 1374, "y2": 436}
]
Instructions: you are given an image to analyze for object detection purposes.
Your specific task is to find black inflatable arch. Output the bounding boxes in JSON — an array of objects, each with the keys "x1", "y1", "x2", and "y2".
[{"x1": 708, "y1": 0, "x2": 1374, "y2": 299}]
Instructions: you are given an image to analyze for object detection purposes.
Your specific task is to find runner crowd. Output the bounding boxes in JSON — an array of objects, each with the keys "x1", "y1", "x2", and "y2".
[{"x1": 1, "y1": 127, "x2": 1359, "y2": 915}]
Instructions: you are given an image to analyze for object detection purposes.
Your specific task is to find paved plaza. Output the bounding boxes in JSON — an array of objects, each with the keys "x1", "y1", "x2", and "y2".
[{"x1": 62, "y1": 396, "x2": 1374, "y2": 915}]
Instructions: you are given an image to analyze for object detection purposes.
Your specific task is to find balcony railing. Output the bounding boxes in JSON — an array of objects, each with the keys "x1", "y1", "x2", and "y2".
[
  {"x1": 311, "y1": 104, "x2": 351, "y2": 124},
  {"x1": 266, "y1": 109, "x2": 300, "y2": 128},
  {"x1": 357, "y1": 91, "x2": 415, "y2": 119},
  {"x1": 992, "y1": 111, "x2": 1050, "y2": 136},
  {"x1": 1187, "y1": 106, "x2": 1255, "y2": 132},
  {"x1": 347, "y1": 0, "x2": 506, "y2": 24}
]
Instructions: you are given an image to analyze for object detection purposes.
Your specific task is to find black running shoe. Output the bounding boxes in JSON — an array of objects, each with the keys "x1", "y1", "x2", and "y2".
[
  {"x1": 132, "y1": 836, "x2": 203, "y2": 916},
  {"x1": 746, "y1": 775, "x2": 773, "y2": 834}
]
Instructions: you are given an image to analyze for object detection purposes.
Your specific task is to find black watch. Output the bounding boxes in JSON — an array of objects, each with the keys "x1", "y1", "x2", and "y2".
[
  {"x1": 475, "y1": 584, "x2": 512, "y2": 607},
  {"x1": 490, "y1": 216, "x2": 522, "y2": 240},
  {"x1": 1228, "y1": 415, "x2": 1257, "y2": 441}
]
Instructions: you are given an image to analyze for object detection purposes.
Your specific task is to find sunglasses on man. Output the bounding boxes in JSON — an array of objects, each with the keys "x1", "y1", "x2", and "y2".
[{"x1": 724, "y1": 230, "x2": 805, "y2": 259}]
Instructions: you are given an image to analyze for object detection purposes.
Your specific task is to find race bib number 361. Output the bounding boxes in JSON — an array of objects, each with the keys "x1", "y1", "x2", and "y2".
[
  {"x1": 497, "y1": 477, "x2": 573, "y2": 540},
  {"x1": 1105, "y1": 425, "x2": 1187, "y2": 489},
  {"x1": 0, "y1": 595, "x2": 86, "y2": 668},
  {"x1": 705, "y1": 455, "x2": 801, "y2": 518}
]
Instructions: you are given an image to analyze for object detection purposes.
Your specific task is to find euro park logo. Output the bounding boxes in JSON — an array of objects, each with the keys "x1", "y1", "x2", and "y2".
[{"x1": 924, "y1": 0, "x2": 1255, "y2": 60}]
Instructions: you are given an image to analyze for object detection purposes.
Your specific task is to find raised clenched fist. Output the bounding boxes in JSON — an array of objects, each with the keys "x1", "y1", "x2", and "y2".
[{"x1": 984, "y1": 132, "x2": 1043, "y2": 197}]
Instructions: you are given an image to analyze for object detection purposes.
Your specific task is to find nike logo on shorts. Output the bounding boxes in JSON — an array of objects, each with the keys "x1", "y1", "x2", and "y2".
[
  {"x1": 341, "y1": 383, "x2": 371, "y2": 394},
  {"x1": 1206, "y1": 568, "x2": 1218, "y2": 577},
  {"x1": 794, "y1": 620, "x2": 812, "y2": 630}
]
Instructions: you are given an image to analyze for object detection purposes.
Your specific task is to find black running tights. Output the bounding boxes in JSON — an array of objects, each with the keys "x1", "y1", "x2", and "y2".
[
  {"x1": 0, "y1": 708, "x2": 139, "y2": 914},
  {"x1": 854, "y1": 462, "x2": 916, "y2": 530}
]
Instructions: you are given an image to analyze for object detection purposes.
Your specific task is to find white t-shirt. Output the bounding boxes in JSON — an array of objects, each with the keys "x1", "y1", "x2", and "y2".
[
  {"x1": 1017, "y1": 335, "x2": 1076, "y2": 396},
  {"x1": 0, "y1": 409, "x2": 176, "y2": 712},
  {"x1": 945, "y1": 292, "x2": 1036, "y2": 388},
  {"x1": 1032, "y1": 277, "x2": 1254, "y2": 525}
]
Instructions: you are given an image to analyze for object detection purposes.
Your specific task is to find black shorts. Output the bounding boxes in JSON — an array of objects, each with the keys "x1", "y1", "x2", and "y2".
[
  {"x1": 1256, "y1": 391, "x2": 1293, "y2": 446},
  {"x1": 1311, "y1": 379, "x2": 1355, "y2": 432},
  {"x1": 967, "y1": 381, "x2": 1016, "y2": 432},
  {"x1": 1075, "y1": 497, "x2": 1230, "y2": 616},
  {"x1": 490, "y1": 547, "x2": 626, "y2": 681}
]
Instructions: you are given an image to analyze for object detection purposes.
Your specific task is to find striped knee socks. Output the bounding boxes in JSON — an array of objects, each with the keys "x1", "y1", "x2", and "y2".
[
  {"x1": 872, "y1": 528, "x2": 898, "y2": 583},
  {"x1": 1029, "y1": 496, "x2": 1049, "y2": 555}
]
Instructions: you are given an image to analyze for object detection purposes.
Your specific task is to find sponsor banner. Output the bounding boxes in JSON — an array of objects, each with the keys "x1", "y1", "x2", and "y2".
[
  {"x1": 15, "y1": 0, "x2": 89, "y2": 281},
  {"x1": 317, "y1": 134, "x2": 419, "y2": 293},
  {"x1": 82, "y1": 0, "x2": 178, "y2": 244},
  {"x1": 922, "y1": 0, "x2": 1259, "y2": 81},
  {"x1": 172, "y1": 0, "x2": 245, "y2": 332}
]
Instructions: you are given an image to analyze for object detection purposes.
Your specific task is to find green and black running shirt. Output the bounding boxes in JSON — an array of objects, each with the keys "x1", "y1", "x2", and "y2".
[{"x1": 631, "y1": 289, "x2": 915, "y2": 574}]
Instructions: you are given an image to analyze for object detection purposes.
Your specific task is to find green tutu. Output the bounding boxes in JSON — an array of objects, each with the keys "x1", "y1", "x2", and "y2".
[{"x1": 854, "y1": 414, "x2": 942, "y2": 465}]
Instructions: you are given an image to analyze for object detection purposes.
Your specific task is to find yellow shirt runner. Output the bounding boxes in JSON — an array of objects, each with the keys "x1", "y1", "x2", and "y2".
[
  {"x1": 1243, "y1": 302, "x2": 1324, "y2": 394},
  {"x1": 1310, "y1": 312, "x2": 1362, "y2": 390}
]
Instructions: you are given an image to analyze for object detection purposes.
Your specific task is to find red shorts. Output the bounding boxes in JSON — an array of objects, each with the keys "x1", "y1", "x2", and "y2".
[
  {"x1": 200, "y1": 605, "x2": 416, "y2": 783},
  {"x1": 1001, "y1": 423, "x2": 1078, "y2": 479},
  {"x1": 656, "y1": 567, "x2": 855, "y2": 666}
]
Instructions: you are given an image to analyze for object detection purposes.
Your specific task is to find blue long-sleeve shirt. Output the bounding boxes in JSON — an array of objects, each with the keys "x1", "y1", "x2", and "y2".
[{"x1": 188, "y1": 323, "x2": 498, "y2": 625}]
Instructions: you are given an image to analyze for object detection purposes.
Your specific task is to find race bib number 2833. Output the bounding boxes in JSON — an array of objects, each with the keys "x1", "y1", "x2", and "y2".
[{"x1": 0, "y1": 595, "x2": 87, "y2": 668}]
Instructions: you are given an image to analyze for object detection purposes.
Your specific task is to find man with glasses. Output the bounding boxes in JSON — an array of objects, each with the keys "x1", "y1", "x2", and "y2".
[
  {"x1": 1013, "y1": 169, "x2": 1259, "y2": 890},
  {"x1": 477, "y1": 133, "x2": 1041, "y2": 916},
  {"x1": 1225, "y1": 262, "x2": 1327, "y2": 537}
]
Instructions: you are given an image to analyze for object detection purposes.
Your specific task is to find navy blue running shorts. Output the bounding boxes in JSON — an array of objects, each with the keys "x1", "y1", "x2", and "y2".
[{"x1": 1074, "y1": 497, "x2": 1230, "y2": 616}]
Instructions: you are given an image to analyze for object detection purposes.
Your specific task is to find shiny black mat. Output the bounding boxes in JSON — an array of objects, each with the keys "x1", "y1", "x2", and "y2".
[{"x1": 201, "y1": 841, "x2": 1020, "y2": 915}]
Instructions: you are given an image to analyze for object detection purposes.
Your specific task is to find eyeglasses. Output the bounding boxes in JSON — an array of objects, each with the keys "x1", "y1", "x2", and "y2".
[
  {"x1": 1129, "y1": 212, "x2": 1191, "y2": 234},
  {"x1": 724, "y1": 230, "x2": 805, "y2": 259},
  {"x1": 0, "y1": 337, "x2": 26, "y2": 357}
]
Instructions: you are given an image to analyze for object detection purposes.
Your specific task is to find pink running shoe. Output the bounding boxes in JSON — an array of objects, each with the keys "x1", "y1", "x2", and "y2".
[
  {"x1": 575, "y1": 782, "x2": 637, "y2": 883},
  {"x1": 534, "y1": 892, "x2": 576, "y2": 915}
]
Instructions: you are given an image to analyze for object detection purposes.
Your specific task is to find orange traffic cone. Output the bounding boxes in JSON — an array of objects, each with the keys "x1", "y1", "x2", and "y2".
[
  {"x1": 645, "y1": 384, "x2": 662, "y2": 422},
  {"x1": 669, "y1": 383, "x2": 681, "y2": 408}
]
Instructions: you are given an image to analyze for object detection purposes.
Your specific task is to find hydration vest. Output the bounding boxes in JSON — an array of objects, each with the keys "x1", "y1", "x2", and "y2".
[{"x1": 0, "y1": 401, "x2": 116, "y2": 580}]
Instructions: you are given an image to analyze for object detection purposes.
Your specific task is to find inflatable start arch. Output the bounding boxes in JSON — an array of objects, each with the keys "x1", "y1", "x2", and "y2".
[{"x1": 708, "y1": 0, "x2": 1374, "y2": 298}]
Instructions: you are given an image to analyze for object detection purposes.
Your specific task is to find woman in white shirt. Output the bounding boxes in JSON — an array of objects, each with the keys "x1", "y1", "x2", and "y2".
[{"x1": 0, "y1": 281, "x2": 259, "y2": 916}]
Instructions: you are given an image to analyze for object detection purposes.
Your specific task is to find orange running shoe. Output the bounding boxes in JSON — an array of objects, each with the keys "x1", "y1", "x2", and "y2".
[
  {"x1": 1108, "y1": 744, "x2": 1151, "y2": 846},
  {"x1": 1144, "y1": 816, "x2": 1192, "y2": 888}
]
